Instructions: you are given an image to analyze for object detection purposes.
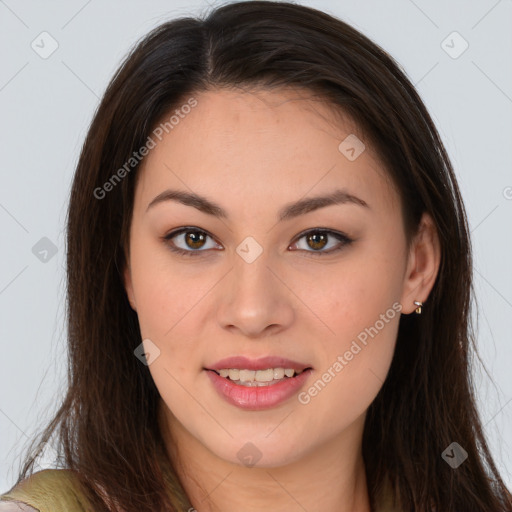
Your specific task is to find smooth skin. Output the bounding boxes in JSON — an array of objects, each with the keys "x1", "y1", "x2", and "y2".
[{"x1": 123, "y1": 87, "x2": 441, "y2": 512}]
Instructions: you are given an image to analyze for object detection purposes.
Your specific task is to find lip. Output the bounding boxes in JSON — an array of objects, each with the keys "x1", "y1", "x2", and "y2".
[
  {"x1": 206, "y1": 355, "x2": 311, "y2": 372},
  {"x1": 206, "y1": 367, "x2": 313, "y2": 410}
]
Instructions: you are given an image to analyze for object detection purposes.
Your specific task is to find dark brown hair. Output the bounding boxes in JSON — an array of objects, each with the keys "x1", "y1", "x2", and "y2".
[{"x1": 10, "y1": 1, "x2": 512, "y2": 510}]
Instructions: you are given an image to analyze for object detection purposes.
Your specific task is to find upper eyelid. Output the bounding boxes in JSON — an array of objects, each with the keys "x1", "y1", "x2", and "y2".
[{"x1": 164, "y1": 227, "x2": 219, "y2": 245}]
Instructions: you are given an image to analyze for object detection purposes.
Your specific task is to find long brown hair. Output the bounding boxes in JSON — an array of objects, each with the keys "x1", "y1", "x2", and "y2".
[{"x1": 10, "y1": 2, "x2": 512, "y2": 510}]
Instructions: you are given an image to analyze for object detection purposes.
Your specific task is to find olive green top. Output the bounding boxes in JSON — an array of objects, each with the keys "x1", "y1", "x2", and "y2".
[
  {"x1": 0, "y1": 468, "x2": 90, "y2": 511},
  {"x1": 1, "y1": 455, "x2": 398, "y2": 511}
]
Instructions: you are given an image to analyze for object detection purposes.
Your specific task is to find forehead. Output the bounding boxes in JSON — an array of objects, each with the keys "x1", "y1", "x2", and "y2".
[{"x1": 134, "y1": 87, "x2": 399, "y2": 217}]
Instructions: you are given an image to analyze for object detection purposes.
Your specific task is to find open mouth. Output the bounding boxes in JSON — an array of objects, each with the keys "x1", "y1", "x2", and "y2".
[{"x1": 208, "y1": 367, "x2": 313, "y2": 387}]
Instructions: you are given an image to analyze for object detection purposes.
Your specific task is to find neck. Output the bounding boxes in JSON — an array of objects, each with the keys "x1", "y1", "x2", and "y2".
[{"x1": 158, "y1": 403, "x2": 371, "y2": 512}]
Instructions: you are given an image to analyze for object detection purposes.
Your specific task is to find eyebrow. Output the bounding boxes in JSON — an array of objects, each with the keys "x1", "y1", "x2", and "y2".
[{"x1": 146, "y1": 188, "x2": 369, "y2": 221}]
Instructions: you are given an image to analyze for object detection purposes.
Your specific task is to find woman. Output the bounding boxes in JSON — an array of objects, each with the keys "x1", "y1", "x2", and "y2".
[{"x1": 1, "y1": 1, "x2": 511, "y2": 511}]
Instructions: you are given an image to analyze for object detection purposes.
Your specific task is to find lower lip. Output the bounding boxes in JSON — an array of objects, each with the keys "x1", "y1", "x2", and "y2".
[{"x1": 205, "y1": 369, "x2": 313, "y2": 410}]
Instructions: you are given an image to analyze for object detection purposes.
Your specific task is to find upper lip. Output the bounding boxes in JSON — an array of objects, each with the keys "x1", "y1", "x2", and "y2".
[{"x1": 206, "y1": 356, "x2": 312, "y2": 372}]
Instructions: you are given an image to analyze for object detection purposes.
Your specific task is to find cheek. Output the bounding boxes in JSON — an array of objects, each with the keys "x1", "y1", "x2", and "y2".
[
  {"x1": 133, "y1": 272, "x2": 205, "y2": 372},
  {"x1": 314, "y1": 250, "x2": 402, "y2": 342},
  {"x1": 299, "y1": 299, "x2": 399, "y2": 438},
  {"x1": 299, "y1": 247, "x2": 402, "y2": 417},
  {"x1": 317, "y1": 276, "x2": 400, "y2": 390},
  {"x1": 129, "y1": 235, "x2": 205, "y2": 338},
  {"x1": 129, "y1": 253, "x2": 206, "y2": 421}
]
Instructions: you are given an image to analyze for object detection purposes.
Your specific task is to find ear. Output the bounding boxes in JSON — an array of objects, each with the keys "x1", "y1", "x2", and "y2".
[
  {"x1": 399, "y1": 212, "x2": 441, "y2": 314},
  {"x1": 123, "y1": 259, "x2": 137, "y2": 312}
]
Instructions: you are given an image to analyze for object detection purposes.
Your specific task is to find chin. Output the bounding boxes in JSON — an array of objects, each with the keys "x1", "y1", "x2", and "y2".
[{"x1": 209, "y1": 435, "x2": 308, "y2": 469}]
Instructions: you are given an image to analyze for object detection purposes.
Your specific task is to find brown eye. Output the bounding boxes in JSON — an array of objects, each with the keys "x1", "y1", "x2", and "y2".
[
  {"x1": 184, "y1": 230, "x2": 207, "y2": 249},
  {"x1": 306, "y1": 232, "x2": 328, "y2": 251},
  {"x1": 163, "y1": 227, "x2": 352, "y2": 258},
  {"x1": 290, "y1": 229, "x2": 353, "y2": 256},
  {"x1": 163, "y1": 227, "x2": 221, "y2": 256}
]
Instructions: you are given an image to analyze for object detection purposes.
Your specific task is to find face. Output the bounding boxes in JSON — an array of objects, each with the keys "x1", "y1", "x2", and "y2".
[{"x1": 123, "y1": 87, "x2": 435, "y2": 468}]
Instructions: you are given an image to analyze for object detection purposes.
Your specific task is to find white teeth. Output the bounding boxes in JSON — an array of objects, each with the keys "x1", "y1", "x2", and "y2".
[
  {"x1": 228, "y1": 369, "x2": 240, "y2": 380},
  {"x1": 256, "y1": 369, "x2": 274, "y2": 382},
  {"x1": 239, "y1": 369, "x2": 256, "y2": 382},
  {"x1": 215, "y1": 367, "x2": 306, "y2": 383},
  {"x1": 273, "y1": 368, "x2": 285, "y2": 379}
]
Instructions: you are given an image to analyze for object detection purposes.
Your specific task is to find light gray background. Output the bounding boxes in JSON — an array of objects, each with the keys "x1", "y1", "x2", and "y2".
[{"x1": 1, "y1": 0, "x2": 511, "y2": 493}]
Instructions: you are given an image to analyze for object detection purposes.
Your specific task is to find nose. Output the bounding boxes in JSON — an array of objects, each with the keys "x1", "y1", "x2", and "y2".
[{"x1": 216, "y1": 252, "x2": 295, "y2": 338}]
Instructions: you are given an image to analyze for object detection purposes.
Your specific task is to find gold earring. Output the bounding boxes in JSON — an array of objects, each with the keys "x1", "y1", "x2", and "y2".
[{"x1": 413, "y1": 300, "x2": 423, "y2": 314}]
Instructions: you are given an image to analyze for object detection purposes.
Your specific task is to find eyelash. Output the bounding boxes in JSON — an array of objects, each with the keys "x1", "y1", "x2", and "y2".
[{"x1": 162, "y1": 227, "x2": 353, "y2": 258}]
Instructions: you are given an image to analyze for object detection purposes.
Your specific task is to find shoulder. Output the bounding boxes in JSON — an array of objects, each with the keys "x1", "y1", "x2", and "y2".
[
  {"x1": 0, "y1": 468, "x2": 92, "y2": 512},
  {"x1": 0, "y1": 502, "x2": 39, "y2": 511}
]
